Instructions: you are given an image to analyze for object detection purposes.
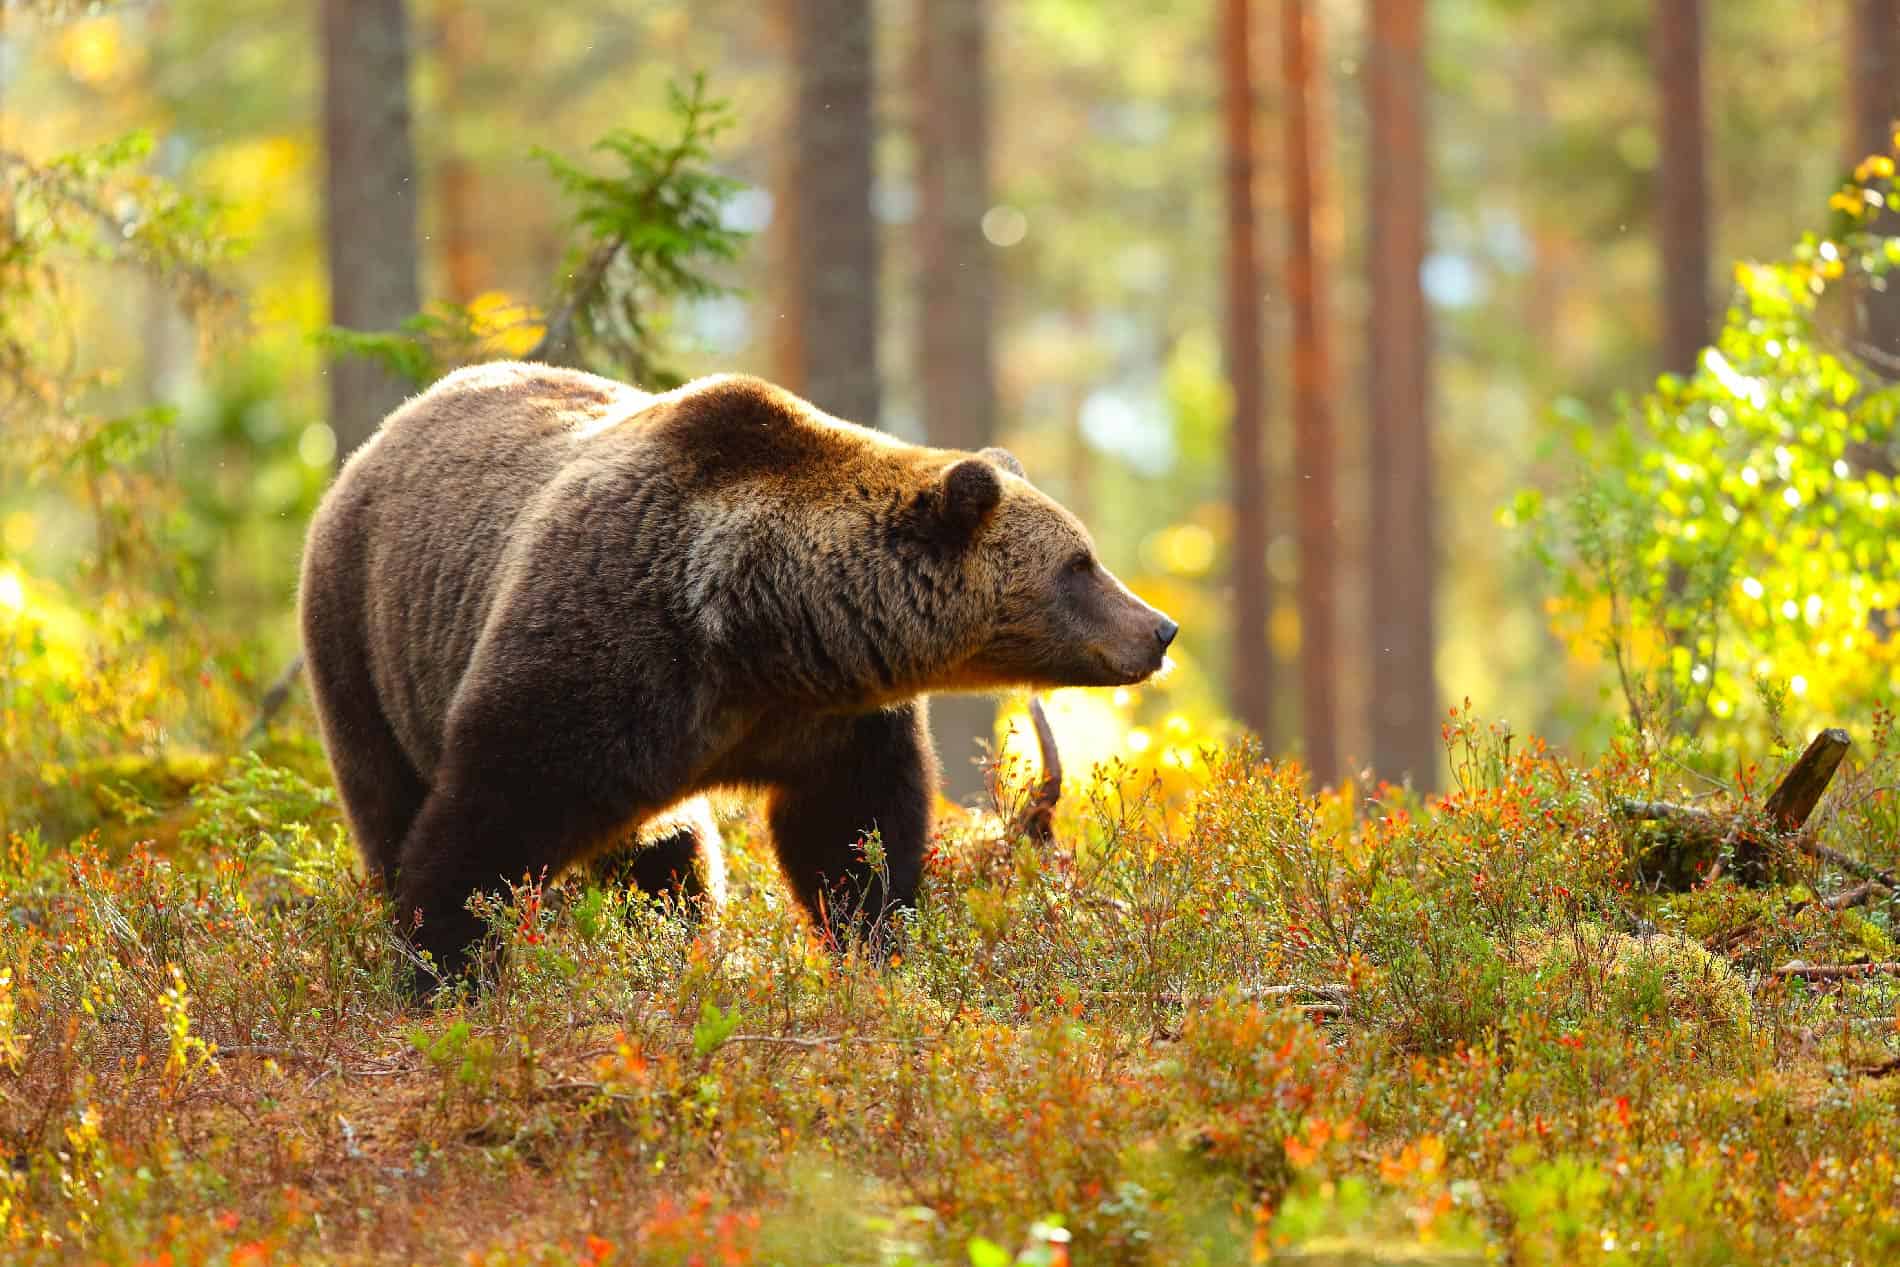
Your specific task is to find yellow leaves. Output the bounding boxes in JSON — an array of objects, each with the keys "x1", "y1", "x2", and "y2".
[
  {"x1": 1271, "y1": 603, "x2": 1302, "y2": 661},
  {"x1": 56, "y1": 18, "x2": 138, "y2": 88},
  {"x1": 160, "y1": 963, "x2": 219, "y2": 1096},
  {"x1": 1829, "y1": 190, "x2": 1866, "y2": 217},
  {"x1": 0, "y1": 969, "x2": 18, "y2": 1074},
  {"x1": 467, "y1": 290, "x2": 546, "y2": 357},
  {"x1": 197, "y1": 137, "x2": 313, "y2": 240},
  {"x1": 1379, "y1": 1133, "x2": 1446, "y2": 1185},
  {"x1": 1854, "y1": 154, "x2": 1896, "y2": 183},
  {"x1": 0, "y1": 570, "x2": 22, "y2": 618}
]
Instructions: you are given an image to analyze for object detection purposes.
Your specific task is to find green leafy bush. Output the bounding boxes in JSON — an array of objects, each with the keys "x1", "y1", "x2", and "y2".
[{"x1": 1522, "y1": 150, "x2": 1900, "y2": 751}]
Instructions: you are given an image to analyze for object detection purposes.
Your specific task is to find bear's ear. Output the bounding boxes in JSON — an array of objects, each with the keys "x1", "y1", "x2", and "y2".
[
  {"x1": 978, "y1": 446, "x2": 1027, "y2": 479},
  {"x1": 937, "y1": 457, "x2": 1004, "y2": 543}
]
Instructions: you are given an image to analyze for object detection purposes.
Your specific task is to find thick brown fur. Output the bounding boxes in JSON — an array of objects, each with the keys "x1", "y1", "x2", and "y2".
[{"x1": 298, "y1": 362, "x2": 1174, "y2": 984}]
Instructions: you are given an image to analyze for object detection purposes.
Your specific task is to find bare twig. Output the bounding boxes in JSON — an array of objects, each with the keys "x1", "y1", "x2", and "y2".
[
  {"x1": 1012, "y1": 695, "x2": 1063, "y2": 845},
  {"x1": 1086, "y1": 982, "x2": 1352, "y2": 1014},
  {"x1": 1801, "y1": 838, "x2": 1900, "y2": 890},
  {"x1": 525, "y1": 238, "x2": 622, "y2": 369},
  {"x1": 242, "y1": 652, "x2": 304, "y2": 746},
  {"x1": 1824, "y1": 880, "x2": 1887, "y2": 911},
  {"x1": 1771, "y1": 961, "x2": 1900, "y2": 982}
]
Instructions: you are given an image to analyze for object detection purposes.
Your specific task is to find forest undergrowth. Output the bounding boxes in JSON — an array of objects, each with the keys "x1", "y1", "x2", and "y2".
[{"x1": 6, "y1": 702, "x2": 1900, "y2": 1266}]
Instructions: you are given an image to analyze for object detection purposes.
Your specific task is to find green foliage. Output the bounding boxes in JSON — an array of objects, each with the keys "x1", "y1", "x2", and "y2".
[
  {"x1": 322, "y1": 74, "x2": 748, "y2": 390},
  {"x1": 1522, "y1": 153, "x2": 1900, "y2": 752}
]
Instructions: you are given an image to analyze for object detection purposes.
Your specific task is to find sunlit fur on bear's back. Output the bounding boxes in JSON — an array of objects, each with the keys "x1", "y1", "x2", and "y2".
[{"x1": 303, "y1": 362, "x2": 963, "y2": 774}]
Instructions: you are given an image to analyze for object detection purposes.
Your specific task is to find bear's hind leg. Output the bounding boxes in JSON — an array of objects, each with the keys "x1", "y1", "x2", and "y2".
[
  {"x1": 301, "y1": 617, "x2": 428, "y2": 892},
  {"x1": 765, "y1": 703, "x2": 935, "y2": 952}
]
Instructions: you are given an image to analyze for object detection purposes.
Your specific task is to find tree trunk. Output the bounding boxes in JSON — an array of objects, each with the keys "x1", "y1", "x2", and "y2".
[
  {"x1": 1652, "y1": 0, "x2": 1709, "y2": 377},
  {"x1": 433, "y1": 0, "x2": 484, "y2": 304},
  {"x1": 321, "y1": 0, "x2": 424, "y2": 461},
  {"x1": 1281, "y1": 0, "x2": 1338, "y2": 787},
  {"x1": 767, "y1": 0, "x2": 807, "y2": 395},
  {"x1": 781, "y1": 0, "x2": 880, "y2": 424},
  {"x1": 1222, "y1": 0, "x2": 1273, "y2": 745},
  {"x1": 915, "y1": 0, "x2": 998, "y2": 804},
  {"x1": 1849, "y1": 0, "x2": 1900, "y2": 164},
  {"x1": 1365, "y1": 0, "x2": 1437, "y2": 791},
  {"x1": 1848, "y1": 0, "x2": 1900, "y2": 373}
]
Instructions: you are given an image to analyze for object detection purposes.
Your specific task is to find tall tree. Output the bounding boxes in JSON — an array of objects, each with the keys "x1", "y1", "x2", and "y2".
[
  {"x1": 1652, "y1": 0, "x2": 1709, "y2": 376},
  {"x1": 1849, "y1": 0, "x2": 1900, "y2": 164},
  {"x1": 779, "y1": 0, "x2": 880, "y2": 424},
  {"x1": 1848, "y1": 0, "x2": 1900, "y2": 370},
  {"x1": 1281, "y1": 0, "x2": 1338, "y2": 786},
  {"x1": 433, "y1": 0, "x2": 484, "y2": 304},
  {"x1": 1365, "y1": 0, "x2": 1436, "y2": 790},
  {"x1": 915, "y1": 0, "x2": 999, "y2": 804},
  {"x1": 320, "y1": 0, "x2": 424, "y2": 460},
  {"x1": 1222, "y1": 0, "x2": 1273, "y2": 745}
]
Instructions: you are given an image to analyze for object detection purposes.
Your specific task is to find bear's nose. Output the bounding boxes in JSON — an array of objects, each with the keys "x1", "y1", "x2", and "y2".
[{"x1": 1155, "y1": 617, "x2": 1179, "y2": 650}]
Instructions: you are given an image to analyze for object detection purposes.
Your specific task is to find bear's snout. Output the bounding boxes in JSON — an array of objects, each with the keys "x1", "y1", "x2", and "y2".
[{"x1": 1095, "y1": 586, "x2": 1176, "y2": 685}]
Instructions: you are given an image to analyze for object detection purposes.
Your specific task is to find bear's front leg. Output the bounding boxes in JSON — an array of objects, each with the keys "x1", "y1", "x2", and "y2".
[
  {"x1": 765, "y1": 702, "x2": 937, "y2": 952},
  {"x1": 392, "y1": 742, "x2": 637, "y2": 991},
  {"x1": 391, "y1": 775, "x2": 550, "y2": 987}
]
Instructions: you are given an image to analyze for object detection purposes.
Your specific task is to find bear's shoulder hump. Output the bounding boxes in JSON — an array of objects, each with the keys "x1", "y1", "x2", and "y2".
[{"x1": 645, "y1": 373, "x2": 880, "y2": 480}]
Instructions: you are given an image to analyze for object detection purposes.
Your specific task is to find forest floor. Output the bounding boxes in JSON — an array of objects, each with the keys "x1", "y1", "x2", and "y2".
[{"x1": 6, "y1": 710, "x2": 1900, "y2": 1265}]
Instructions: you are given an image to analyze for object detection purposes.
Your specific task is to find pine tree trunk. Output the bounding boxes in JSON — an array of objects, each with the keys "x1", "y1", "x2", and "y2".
[
  {"x1": 782, "y1": 0, "x2": 880, "y2": 424},
  {"x1": 1652, "y1": 0, "x2": 1709, "y2": 377},
  {"x1": 433, "y1": 0, "x2": 483, "y2": 304},
  {"x1": 767, "y1": 0, "x2": 808, "y2": 395},
  {"x1": 1848, "y1": 0, "x2": 1900, "y2": 373},
  {"x1": 1849, "y1": 0, "x2": 1900, "y2": 164},
  {"x1": 1222, "y1": 0, "x2": 1273, "y2": 746},
  {"x1": 914, "y1": 0, "x2": 1000, "y2": 804},
  {"x1": 1281, "y1": 0, "x2": 1338, "y2": 787},
  {"x1": 1365, "y1": 0, "x2": 1437, "y2": 791},
  {"x1": 321, "y1": 0, "x2": 424, "y2": 461}
]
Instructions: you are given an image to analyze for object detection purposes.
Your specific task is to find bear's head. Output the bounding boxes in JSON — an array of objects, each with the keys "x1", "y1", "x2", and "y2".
[{"x1": 923, "y1": 446, "x2": 1178, "y2": 692}]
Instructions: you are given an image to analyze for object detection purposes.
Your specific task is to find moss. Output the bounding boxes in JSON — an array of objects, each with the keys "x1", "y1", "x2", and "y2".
[{"x1": 1523, "y1": 923, "x2": 1752, "y2": 1059}]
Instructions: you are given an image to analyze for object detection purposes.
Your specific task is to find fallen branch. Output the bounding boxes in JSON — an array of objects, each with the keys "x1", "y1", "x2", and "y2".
[
  {"x1": 242, "y1": 651, "x2": 304, "y2": 745},
  {"x1": 1824, "y1": 880, "x2": 1886, "y2": 911},
  {"x1": 1615, "y1": 729, "x2": 1871, "y2": 889},
  {"x1": 1801, "y1": 837, "x2": 1900, "y2": 891},
  {"x1": 1085, "y1": 982, "x2": 1353, "y2": 1016},
  {"x1": 1770, "y1": 961, "x2": 1900, "y2": 982}
]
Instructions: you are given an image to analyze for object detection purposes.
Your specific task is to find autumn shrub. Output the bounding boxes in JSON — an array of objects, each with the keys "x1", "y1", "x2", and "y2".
[
  {"x1": 1522, "y1": 146, "x2": 1900, "y2": 757},
  {"x1": 1173, "y1": 998, "x2": 1349, "y2": 1196}
]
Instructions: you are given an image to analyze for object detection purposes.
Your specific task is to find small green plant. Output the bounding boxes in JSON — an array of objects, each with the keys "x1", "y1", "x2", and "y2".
[{"x1": 320, "y1": 74, "x2": 749, "y2": 389}]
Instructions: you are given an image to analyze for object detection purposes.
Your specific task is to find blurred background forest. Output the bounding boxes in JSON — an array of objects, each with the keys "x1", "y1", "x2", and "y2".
[{"x1": 7, "y1": 0, "x2": 1900, "y2": 822}]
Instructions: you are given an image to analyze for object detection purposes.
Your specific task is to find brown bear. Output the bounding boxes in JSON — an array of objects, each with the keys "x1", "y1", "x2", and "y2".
[{"x1": 298, "y1": 361, "x2": 1176, "y2": 984}]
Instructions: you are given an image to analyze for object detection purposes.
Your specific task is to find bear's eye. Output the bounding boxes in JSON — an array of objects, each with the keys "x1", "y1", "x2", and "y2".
[{"x1": 1067, "y1": 550, "x2": 1094, "y2": 575}]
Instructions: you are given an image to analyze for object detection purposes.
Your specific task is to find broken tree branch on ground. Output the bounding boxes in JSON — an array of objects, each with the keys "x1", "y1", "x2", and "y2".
[{"x1": 1615, "y1": 728, "x2": 1880, "y2": 891}]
